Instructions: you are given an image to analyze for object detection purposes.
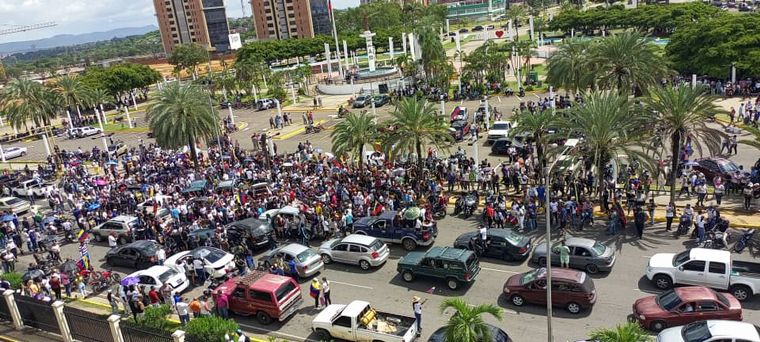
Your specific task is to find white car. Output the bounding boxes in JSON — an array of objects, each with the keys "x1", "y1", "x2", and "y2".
[
  {"x1": 69, "y1": 126, "x2": 101, "y2": 138},
  {"x1": 258, "y1": 205, "x2": 300, "y2": 221},
  {"x1": 164, "y1": 246, "x2": 236, "y2": 279},
  {"x1": 657, "y1": 320, "x2": 760, "y2": 342},
  {"x1": 126, "y1": 265, "x2": 189, "y2": 294},
  {"x1": 0, "y1": 197, "x2": 30, "y2": 214},
  {"x1": 0, "y1": 147, "x2": 27, "y2": 160},
  {"x1": 11, "y1": 179, "x2": 55, "y2": 198},
  {"x1": 486, "y1": 120, "x2": 516, "y2": 144}
]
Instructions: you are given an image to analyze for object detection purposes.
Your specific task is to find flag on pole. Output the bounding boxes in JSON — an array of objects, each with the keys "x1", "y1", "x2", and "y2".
[{"x1": 77, "y1": 229, "x2": 89, "y2": 243}]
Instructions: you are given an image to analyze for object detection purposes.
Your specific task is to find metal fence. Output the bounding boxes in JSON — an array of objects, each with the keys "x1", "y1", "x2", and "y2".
[
  {"x1": 121, "y1": 321, "x2": 173, "y2": 342},
  {"x1": 64, "y1": 306, "x2": 114, "y2": 342},
  {"x1": 13, "y1": 294, "x2": 60, "y2": 335},
  {"x1": 0, "y1": 295, "x2": 10, "y2": 321}
]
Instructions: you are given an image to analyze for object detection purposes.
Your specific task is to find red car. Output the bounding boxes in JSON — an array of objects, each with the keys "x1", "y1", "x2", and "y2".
[
  {"x1": 503, "y1": 267, "x2": 596, "y2": 314},
  {"x1": 632, "y1": 286, "x2": 742, "y2": 332}
]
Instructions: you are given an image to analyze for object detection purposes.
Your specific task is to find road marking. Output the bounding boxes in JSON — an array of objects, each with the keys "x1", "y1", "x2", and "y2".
[
  {"x1": 481, "y1": 267, "x2": 519, "y2": 274},
  {"x1": 238, "y1": 323, "x2": 315, "y2": 341},
  {"x1": 330, "y1": 281, "x2": 373, "y2": 289},
  {"x1": 641, "y1": 255, "x2": 652, "y2": 258}
]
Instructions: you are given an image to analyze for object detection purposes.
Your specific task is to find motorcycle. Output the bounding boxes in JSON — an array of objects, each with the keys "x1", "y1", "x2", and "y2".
[
  {"x1": 734, "y1": 229, "x2": 756, "y2": 253},
  {"x1": 85, "y1": 269, "x2": 121, "y2": 293},
  {"x1": 702, "y1": 231, "x2": 728, "y2": 250},
  {"x1": 677, "y1": 214, "x2": 692, "y2": 236},
  {"x1": 463, "y1": 192, "x2": 479, "y2": 218},
  {"x1": 453, "y1": 196, "x2": 465, "y2": 216},
  {"x1": 432, "y1": 202, "x2": 447, "y2": 220},
  {"x1": 305, "y1": 123, "x2": 324, "y2": 134}
]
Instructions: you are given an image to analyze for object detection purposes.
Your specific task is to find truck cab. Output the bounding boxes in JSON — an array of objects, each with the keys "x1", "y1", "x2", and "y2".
[
  {"x1": 312, "y1": 300, "x2": 418, "y2": 342},
  {"x1": 353, "y1": 210, "x2": 438, "y2": 251},
  {"x1": 217, "y1": 271, "x2": 303, "y2": 325}
]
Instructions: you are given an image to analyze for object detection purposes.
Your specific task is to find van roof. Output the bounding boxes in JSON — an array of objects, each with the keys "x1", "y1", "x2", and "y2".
[
  {"x1": 233, "y1": 271, "x2": 294, "y2": 292},
  {"x1": 425, "y1": 247, "x2": 473, "y2": 261}
]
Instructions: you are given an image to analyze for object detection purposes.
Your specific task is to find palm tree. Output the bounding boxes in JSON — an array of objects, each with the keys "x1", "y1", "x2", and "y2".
[
  {"x1": 591, "y1": 31, "x2": 670, "y2": 95},
  {"x1": 146, "y1": 82, "x2": 219, "y2": 167},
  {"x1": 509, "y1": 109, "x2": 555, "y2": 177},
  {"x1": 0, "y1": 79, "x2": 59, "y2": 130},
  {"x1": 545, "y1": 38, "x2": 594, "y2": 95},
  {"x1": 644, "y1": 85, "x2": 725, "y2": 203},
  {"x1": 385, "y1": 97, "x2": 452, "y2": 181},
  {"x1": 86, "y1": 87, "x2": 112, "y2": 128},
  {"x1": 330, "y1": 112, "x2": 378, "y2": 170},
  {"x1": 739, "y1": 126, "x2": 760, "y2": 151},
  {"x1": 556, "y1": 91, "x2": 654, "y2": 194},
  {"x1": 53, "y1": 75, "x2": 90, "y2": 125},
  {"x1": 589, "y1": 322, "x2": 651, "y2": 342},
  {"x1": 438, "y1": 298, "x2": 503, "y2": 342}
]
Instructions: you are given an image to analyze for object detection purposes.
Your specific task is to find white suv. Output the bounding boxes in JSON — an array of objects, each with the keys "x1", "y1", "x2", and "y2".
[
  {"x1": 486, "y1": 121, "x2": 516, "y2": 144},
  {"x1": 92, "y1": 215, "x2": 139, "y2": 245}
]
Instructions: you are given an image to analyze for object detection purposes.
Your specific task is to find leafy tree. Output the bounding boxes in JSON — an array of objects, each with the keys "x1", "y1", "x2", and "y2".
[
  {"x1": 510, "y1": 109, "x2": 556, "y2": 178},
  {"x1": 591, "y1": 31, "x2": 671, "y2": 95},
  {"x1": 644, "y1": 85, "x2": 725, "y2": 203},
  {"x1": 331, "y1": 112, "x2": 378, "y2": 170},
  {"x1": 146, "y1": 83, "x2": 219, "y2": 167},
  {"x1": 52, "y1": 75, "x2": 90, "y2": 122},
  {"x1": 739, "y1": 126, "x2": 760, "y2": 151},
  {"x1": 439, "y1": 298, "x2": 503, "y2": 342},
  {"x1": 589, "y1": 322, "x2": 651, "y2": 342},
  {"x1": 546, "y1": 38, "x2": 594, "y2": 94},
  {"x1": 184, "y1": 315, "x2": 240, "y2": 341},
  {"x1": 168, "y1": 43, "x2": 210, "y2": 79},
  {"x1": 0, "y1": 78, "x2": 60, "y2": 130}
]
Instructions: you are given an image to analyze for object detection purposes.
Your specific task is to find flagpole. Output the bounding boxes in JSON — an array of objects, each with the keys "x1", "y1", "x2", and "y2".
[{"x1": 329, "y1": 0, "x2": 343, "y2": 79}]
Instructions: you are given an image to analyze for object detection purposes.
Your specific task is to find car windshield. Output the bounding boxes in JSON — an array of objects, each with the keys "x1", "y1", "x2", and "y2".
[
  {"x1": 672, "y1": 250, "x2": 691, "y2": 266},
  {"x1": 357, "y1": 96, "x2": 366, "y2": 101},
  {"x1": 656, "y1": 290, "x2": 682, "y2": 311},
  {"x1": 275, "y1": 281, "x2": 297, "y2": 302},
  {"x1": 715, "y1": 292, "x2": 729, "y2": 306},
  {"x1": 5, "y1": 198, "x2": 22, "y2": 205},
  {"x1": 681, "y1": 321, "x2": 712, "y2": 342},
  {"x1": 502, "y1": 230, "x2": 523, "y2": 245},
  {"x1": 491, "y1": 123, "x2": 510, "y2": 130},
  {"x1": 590, "y1": 242, "x2": 606, "y2": 255},
  {"x1": 158, "y1": 269, "x2": 177, "y2": 283},
  {"x1": 369, "y1": 239, "x2": 384, "y2": 251},
  {"x1": 521, "y1": 268, "x2": 546, "y2": 285},
  {"x1": 196, "y1": 248, "x2": 226, "y2": 263},
  {"x1": 296, "y1": 249, "x2": 316, "y2": 262},
  {"x1": 719, "y1": 161, "x2": 739, "y2": 173},
  {"x1": 139, "y1": 243, "x2": 158, "y2": 254}
]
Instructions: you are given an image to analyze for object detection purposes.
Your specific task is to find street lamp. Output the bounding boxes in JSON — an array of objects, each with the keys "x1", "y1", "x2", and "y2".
[{"x1": 544, "y1": 138, "x2": 579, "y2": 342}]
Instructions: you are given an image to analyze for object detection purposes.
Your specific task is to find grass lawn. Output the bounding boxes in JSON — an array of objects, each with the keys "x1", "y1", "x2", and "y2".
[{"x1": 103, "y1": 122, "x2": 149, "y2": 133}]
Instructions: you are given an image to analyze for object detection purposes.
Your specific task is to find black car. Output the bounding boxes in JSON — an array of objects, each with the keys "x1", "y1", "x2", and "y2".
[
  {"x1": 458, "y1": 28, "x2": 469, "y2": 33},
  {"x1": 226, "y1": 218, "x2": 274, "y2": 250},
  {"x1": 453, "y1": 229, "x2": 532, "y2": 261},
  {"x1": 105, "y1": 240, "x2": 161, "y2": 269},
  {"x1": 472, "y1": 25, "x2": 484, "y2": 31},
  {"x1": 491, "y1": 138, "x2": 527, "y2": 156},
  {"x1": 428, "y1": 324, "x2": 511, "y2": 342},
  {"x1": 373, "y1": 94, "x2": 390, "y2": 107},
  {"x1": 450, "y1": 120, "x2": 471, "y2": 142},
  {"x1": 188, "y1": 228, "x2": 216, "y2": 244}
]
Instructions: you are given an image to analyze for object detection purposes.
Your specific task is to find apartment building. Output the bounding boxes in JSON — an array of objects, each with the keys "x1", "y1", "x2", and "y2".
[
  {"x1": 251, "y1": 0, "x2": 331, "y2": 40},
  {"x1": 153, "y1": 0, "x2": 231, "y2": 54}
]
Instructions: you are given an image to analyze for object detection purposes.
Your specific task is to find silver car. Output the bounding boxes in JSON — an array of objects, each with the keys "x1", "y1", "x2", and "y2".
[
  {"x1": 259, "y1": 243, "x2": 324, "y2": 278},
  {"x1": 319, "y1": 234, "x2": 390, "y2": 270},
  {"x1": 531, "y1": 237, "x2": 616, "y2": 274}
]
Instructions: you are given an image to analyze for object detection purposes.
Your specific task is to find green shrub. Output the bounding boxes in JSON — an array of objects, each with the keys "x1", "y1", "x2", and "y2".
[
  {"x1": 525, "y1": 85, "x2": 535, "y2": 91},
  {"x1": 185, "y1": 315, "x2": 240, "y2": 342},
  {"x1": 2, "y1": 272, "x2": 23, "y2": 289},
  {"x1": 142, "y1": 304, "x2": 173, "y2": 331}
]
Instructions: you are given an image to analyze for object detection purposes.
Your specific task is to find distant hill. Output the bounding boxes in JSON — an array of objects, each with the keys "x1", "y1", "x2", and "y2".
[{"x1": 0, "y1": 25, "x2": 158, "y2": 54}]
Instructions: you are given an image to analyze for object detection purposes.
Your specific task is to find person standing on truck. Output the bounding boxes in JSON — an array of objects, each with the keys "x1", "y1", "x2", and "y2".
[{"x1": 412, "y1": 296, "x2": 427, "y2": 336}]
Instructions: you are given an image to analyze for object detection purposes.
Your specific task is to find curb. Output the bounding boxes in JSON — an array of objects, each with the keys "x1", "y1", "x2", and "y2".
[
  {"x1": 0, "y1": 335, "x2": 20, "y2": 342},
  {"x1": 273, "y1": 120, "x2": 326, "y2": 140},
  {"x1": 281, "y1": 106, "x2": 339, "y2": 113}
]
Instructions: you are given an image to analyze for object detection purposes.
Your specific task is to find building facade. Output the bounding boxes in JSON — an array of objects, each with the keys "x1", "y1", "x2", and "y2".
[
  {"x1": 153, "y1": 0, "x2": 230, "y2": 54},
  {"x1": 251, "y1": 0, "x2": 331, "y2": 40}
]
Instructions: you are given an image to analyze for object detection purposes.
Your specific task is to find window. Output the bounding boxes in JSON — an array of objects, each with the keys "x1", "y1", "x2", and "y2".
[
  {"x1": 696, "y1": 301, "x2": 719, "y2": 311},
  {"x1": 334, "y1": 316, "x2": 351, "y2": 327},
  {"x1": 573, "y1": 247, "x2": 591, "y2": 257},
  {"x1": 708, "y1": 262, "x2": 726, "y2": 274},
  {"x1": 682, "y1": 260, "x2": 705, "y2": 272},
  {"x1": 333, "y1": 244, "x2": 348, "y2": 252},
  {"x1": 422, "y1": 258, "x2": 434, "y2": 268},
  {"x1": 434, "y1": 260, "x2": 445, "y2": 268},
  {"x1": 250, "y1": 290, "x2": 271, "y2": 301},
  {"x1": 349, "y1": 245, "x2": 361, "y2": 253},
  {"x1": 360, "y1": 247, "x2": 368, "y2": 253},
  {"x1": 232, "y1": 288, "x2": 246, "y2": 299}
]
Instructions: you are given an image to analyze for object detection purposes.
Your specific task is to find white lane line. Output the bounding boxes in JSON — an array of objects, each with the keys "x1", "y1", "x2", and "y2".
[
  {"x1": 330, "y1": 281, "x2": 373, "y2": 290},
  {"x1": 481, "y1": 267, "x2": 519, "y2": 274},
  {"x1": 641, "y1": 255, "x2": 652, "y2": 258}
]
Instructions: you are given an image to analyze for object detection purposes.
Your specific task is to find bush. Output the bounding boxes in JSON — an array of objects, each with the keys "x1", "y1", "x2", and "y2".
[
  {"x1": 185, "y1": 315, "x2": 240, "y2": 342},
  {"x1": 525, "y1": 85, "x2": 535, "y2": 91},
  {"x1": 140, "y1": 304, "x2": 174, "y2": 331},
  {"x1": 2, "y1": 272, "x2": 23, "y2": 289}
]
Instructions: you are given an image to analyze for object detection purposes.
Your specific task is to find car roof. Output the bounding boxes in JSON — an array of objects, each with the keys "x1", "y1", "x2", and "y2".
[
  {"x1": 535, "y1": 267, "x2": 586, "y2": 282},
  {"x1": 232, "y1": 271, "x2": 294, "y2": 292},
  {"x1": 428, "y1": 323, "x2": 508, "y2": 342},
  {"x1": 140, "y1": 265, "x2": 173, "y2": 277},
  {"x1": 280, "y1": 243, "x2": 308, "y2": 254},
  {"x1": 674, "y1": 286, "x2": 719, "y2": 301},
  {"x1": 111, "y1": 215, "x2": 137, "y2": 222},
  {"x1": 564, "y1": 237, "x2": 596, "y2": 248},
  {"x1": 425, "y1": 247, "x2": 473, "y2": 261},
  {"x1": 128, "y1": 240, "x2": 158, "y2": 250},
  {"x1": 341, "y1": 234, "x2": 378, "y2": 245},
  {"x1": 378, "y1": 211, "x2": 397, "y2": 220},
  {"x1": 342, "y1": 300, "x2": 371, "y2": 318},
  {"x1": 704, "y1": 320, "x2": 760, "y2": 340},
  {"x1": 0, "y1": 197, "x2": 20, "y2": 201},
  {"x1": 451, "y1": 120, "x2": 467, "y2": 127},
  {"x1": 690, "y1": 248, "x2": 731, "y2": 264}
]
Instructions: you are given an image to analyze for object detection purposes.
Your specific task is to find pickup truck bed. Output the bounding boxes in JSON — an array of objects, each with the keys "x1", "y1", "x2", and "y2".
[
  {"x1": 732, "y1": 261, "x2": 760, "y2": 278},
  {"x1": 360, "y1": 312, "x2": 415, "y2": 337}
]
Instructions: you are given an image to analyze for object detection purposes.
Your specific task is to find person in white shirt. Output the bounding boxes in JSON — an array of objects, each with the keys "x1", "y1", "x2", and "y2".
[
  {"x1": 156, "y1": 248, "x2": 166, "y2": 266},
  {"x1": 175, "y1": 297, "x2": 190, "y2": 326},
  {"x1": 108, "y1": 233, "x2": 118, "y2": 249}
]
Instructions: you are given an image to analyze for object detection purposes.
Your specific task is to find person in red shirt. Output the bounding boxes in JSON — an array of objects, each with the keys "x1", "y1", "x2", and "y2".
[
  {"x1": 485, "y1": 204, "x2": 495, "y2": 227},
  {"x1": 148, "y1": 286, "x2": 161, "y2": 306}
]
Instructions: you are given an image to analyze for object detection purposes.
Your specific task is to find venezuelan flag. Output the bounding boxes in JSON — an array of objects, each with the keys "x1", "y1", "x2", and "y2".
[{"x1": 77, "y1": 229, "x2": 89, "y2": 243}]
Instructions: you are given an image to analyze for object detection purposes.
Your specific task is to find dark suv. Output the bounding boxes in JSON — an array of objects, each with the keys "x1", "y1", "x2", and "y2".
[
  {"x1": 397, "y1": 247, "x2": 481, "y2": 290},
  {"x1": 692, "y1": 158, "x2": 747, "y2": 184}
]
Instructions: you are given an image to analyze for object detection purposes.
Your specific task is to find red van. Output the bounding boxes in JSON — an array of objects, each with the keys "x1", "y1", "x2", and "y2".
[
  {"x1": 217, "y1": 271, "x2": 303, "y2": 324},
  {"x1": 503, "y1": 267, "x2": 597, "y2": 314}
]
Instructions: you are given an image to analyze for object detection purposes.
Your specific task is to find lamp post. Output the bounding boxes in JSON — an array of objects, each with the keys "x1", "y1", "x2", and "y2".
[{"x1": 544, "y1": 138, "x2": 579, "y2": 342}]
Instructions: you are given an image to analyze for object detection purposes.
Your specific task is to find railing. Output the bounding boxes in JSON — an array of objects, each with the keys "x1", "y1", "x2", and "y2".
[
  {"x1": 13, "y1": 294, "x2": 60, "y2": 335},
  {"x1": 121, "y1": 321, "x2": 174, "y2": 342},
  {"x1": 64, "y1": 306, "x2": 114, "y2": 342}
]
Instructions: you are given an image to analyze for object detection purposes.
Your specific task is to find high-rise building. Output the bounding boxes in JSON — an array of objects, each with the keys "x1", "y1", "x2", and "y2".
[
  {"x1": 251, "y1": 0, "x2": 331, "y2": 40},
  {"x1": 153, "y1": 0, "x2": 231, "y2": 54}
]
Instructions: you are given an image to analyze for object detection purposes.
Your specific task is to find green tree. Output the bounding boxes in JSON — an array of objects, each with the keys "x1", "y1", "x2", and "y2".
[
  {"x1": 331, "y1": 112, "x2": 378, "y2": 170},
  {"x1": 739, "y1": 126, "x2": 760, "y2": 151},
  {"x1": 592, "y1": 31, "x2": 671, "y2": 94},
  {"x1": 644, "y1": 85, "x2": 725, "y2": 203},
  {"x1": 589, "y1": 322, "x2": 651, "y2": 342},
  {"x1": 384, "y1": 97, "x2": 452, "y2": 180},
  {"x1": 510, "y1": 109, "x2": 555, "y2": 177},
  {"x1": 439, "y1": 298, "x2": 503, "y2": 342},
  {"x1": 146, "y1": 83, "x2": 219, "y2": 167},
  {"x1": 52, "y1": 75, "x2": 90, "y2": 123},
  {"x1": 168, "y1": 43, "x2": 210, "y2": 80},
  {"x1": 184, "y1": 316, "x2": 240, "y2": 341},
  {"x1": 546, "y1": 38, "x2": 594, "y2": 94},
  {"x1": 0, "y1": 79, "x2": 59, "y2": 130}
]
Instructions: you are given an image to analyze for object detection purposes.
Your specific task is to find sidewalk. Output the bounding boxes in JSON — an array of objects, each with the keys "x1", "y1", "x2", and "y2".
[{"x1": 0, "y1": 323, "x2": 61, "y2": 342}]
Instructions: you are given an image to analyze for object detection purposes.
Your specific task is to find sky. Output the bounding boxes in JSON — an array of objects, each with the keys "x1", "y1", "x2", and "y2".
[{"x1": 0, "y1": 0, "x2": 359, "y2": 44}]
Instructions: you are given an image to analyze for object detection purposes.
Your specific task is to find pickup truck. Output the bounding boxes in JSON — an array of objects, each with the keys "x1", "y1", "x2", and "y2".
[
  {"x1": 11, "y1": 179, "x2": 55, "y2": 198},
  {"x1": 312, "y1": 300, "x2": 418, "y2": 342},
  {"x1": 353, "y1": 210, "x2": 438, "y2": 251},
  {"x1": 646, "y1": 248, "x2": 760, "y2": 301}
]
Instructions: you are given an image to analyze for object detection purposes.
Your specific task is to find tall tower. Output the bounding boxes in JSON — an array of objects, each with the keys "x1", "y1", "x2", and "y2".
[
  {"x1": 153, "y1": 0, "x2": 230, "y2": 54},
  {"x1": 251, "y1": 0, "x2": 328, "y2": 40}
]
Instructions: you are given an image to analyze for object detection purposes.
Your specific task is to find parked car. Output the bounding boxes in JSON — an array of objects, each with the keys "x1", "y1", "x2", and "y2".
[
  {"x1": 352, "y1": 95, "x2": 370, "y2": 108},
  {"x1": 126, "y1": 265, "x2": 189, "y2": 294},
  {"x1": 0, "y1": 147, "x2": 27, "y2": 160},
  {"x1": 453, "y1": 229, "x2": 532, "y2": 261},
  {"x1": 373, "y1": 94, "x2": 390, "y2": 107},
  {"x1": 91, "y1": 215, "x2": 139, "y2": 244},
  {"x1": 69, "y1": 126, "x2": 101, "y2": 139},
  {"x1": 105, "y1": 240, "x2": 162, "y2": 269},
  {"x1": 486, "y1": 121, "x2": 516, "y2": 144},
  {"x1": 226, "y1": 218, "x2": 275, "y2": 250},
  {"x1": 255, "y1": 99, "x2": 277, "y2": 111},
  {"x1": 217, "y1": 271, "x2": 303, "y2": 324},
  {"x1": 449, "y1": 120, "x2": 471, "y2": 142},
  {"x1": 108, "y1": 142, "x2": 128, "y2": 156},
  {"x1": 472, "y1": 25, "x2": 484, "y2": 31},
  {"x1": 645, "y1": 248, "x2": 760, "y2": 301},
  {"x1": 657, "y1": 320, "x2": 760, "y2": 342},
  {"x1": 318, "y1": 234, "x2": 390, "y2": 270},
  {"x1": 531, "y1": 237, "x2": 616, "y2": 274},
  {"x1": 632, "y1": 286, "x2": 743, "y2": 332},
  {"x1": 691, "y1": 158, "x2": 747, "y2": 184},
  {"x1": 353, "y1": 210, "x2": 438, "y2": 251},
  {"x1": 312, "y1": 300, "x2": 418, "y2": 342},
  {"x1": 164, "y1": 246, "x2": 236, "y2": 279},
  {"x1": 397, "y1": 247, "x2": 481, "y2": 290},
  {"x1": 259, "y1": 243, "x2": 324, "y2": 278},
  {"x1": 491, "y1": 137, "x2": 528, "y2": 156},
  {"x1": 503, "y1": 267, "x2": 596, "y2": 314},
  {"x1": 458, "y1": 28, "x2": 469, "y2": 33},
  {"x1": 449, "y1": 106, "x2": 468, "y2": 122},
  {"x1": 0, "y1": 196, "x2": 30, "y2": 214},
  {"x1": 11, "y1": 178, "x2": 55, "y2": 198},
  {"x1": 428, "y1": 323, "x2": 511, "y2": 342}
]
